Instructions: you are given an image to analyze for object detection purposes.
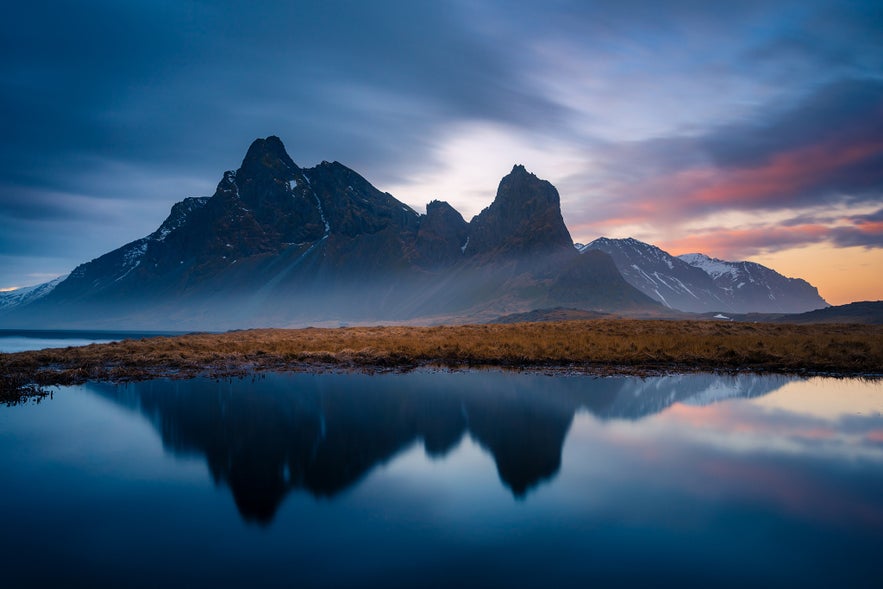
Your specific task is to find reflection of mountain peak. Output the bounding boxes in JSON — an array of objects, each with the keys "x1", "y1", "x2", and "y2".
[{"x1": 89, "y1": 371, "x2": 789, "y2": 523}]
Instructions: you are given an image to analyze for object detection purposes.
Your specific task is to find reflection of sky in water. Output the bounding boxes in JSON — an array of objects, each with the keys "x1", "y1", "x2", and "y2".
[
  {"x1": 1, "y1": 372, "x2": 880, "y2": 587},
  {"x1": 563, "y1": 402, "x2": 883, "y2": 531},
  {"x1": 0, "y1": 336, "x2": 118, "y2": 353},
  {"x1": 0, "y1": 330, "x2": 182, "y2": 353},
  {"x1": 753, "y1": 376, "x2": 883, "y2": 419}
]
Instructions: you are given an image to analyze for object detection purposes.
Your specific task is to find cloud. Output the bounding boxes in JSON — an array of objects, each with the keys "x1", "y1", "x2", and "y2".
[
  {"x1": 568, "y1": 77, "x2": 883, "y2": 254},
  {"x1": 0, "y1": 0, "x2": 568, "y2": 286},
  {"x1": 657, "y1": 208, "x2": 883, "y2": 259},
  {"x1": 1, "y1": 0, "x2": 882, "y2": 293},
  {"x1": 701, "y1": 78, "x2": 883, "y2": 170},
  {"x1": 660, "y1": 225, "x2": 831, "y2": 259}
]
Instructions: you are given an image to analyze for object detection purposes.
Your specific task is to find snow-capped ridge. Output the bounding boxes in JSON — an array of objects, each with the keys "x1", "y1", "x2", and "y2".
[
  {"x1": 584, "y1": 237, "x2": 827, "y2": 314},
  {"x1": 0, "y1": 275, "x2": 68, "y2": 311},
  {"x1": 678, "y1": 253, "x2": 740, "y2": 280}
]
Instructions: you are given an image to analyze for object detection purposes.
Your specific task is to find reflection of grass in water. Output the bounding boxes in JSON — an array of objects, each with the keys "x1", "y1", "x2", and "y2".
[
  {"x1": 2, "y1": 320, "x2": 881, "y2": 395},
  {"x1": 0, "y1": 372, "x2": 52, "y2": 406}
]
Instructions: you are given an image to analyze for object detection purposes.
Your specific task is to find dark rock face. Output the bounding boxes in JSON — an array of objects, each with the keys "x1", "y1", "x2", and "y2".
[
  {"x1": 415, "y1": 200, "x2": 469, "y2": 268},
  {"x1": 2, "y1": 137, "x2": 660, "y2": 328},
  {"x1": 466, "y1": 165, "x2": 573, "y2": 259}
]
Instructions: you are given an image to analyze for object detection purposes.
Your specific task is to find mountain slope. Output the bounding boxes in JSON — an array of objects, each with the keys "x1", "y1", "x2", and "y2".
[
  {"x1": 2, "y1": 137, "x2": 658, "y2": 329},
  {"x1": 777, "y1": 301, "x2": 883, "y2": 324},
  {"x1": 0, "y1": 275, "x2": 68, "y2": 312},
  {"x1": 679, "y1": 253, "x2": 827, "y2": 313},
  {"x1": 584, "y1": 237, "x2": 827, "y2": 314}
]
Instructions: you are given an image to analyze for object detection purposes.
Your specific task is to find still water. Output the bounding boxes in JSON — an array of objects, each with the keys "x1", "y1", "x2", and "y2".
[
  {"x1": 1, "y1": 371, "x2": 881, "y2": 588},
  {"x1": 0, "y1": 329, "x2": 185, "y2": 353}
]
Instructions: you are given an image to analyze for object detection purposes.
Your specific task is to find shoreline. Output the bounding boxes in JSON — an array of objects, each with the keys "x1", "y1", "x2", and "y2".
[{"x1": 3, "y1": 319, "x2": 882, "y2": 404}]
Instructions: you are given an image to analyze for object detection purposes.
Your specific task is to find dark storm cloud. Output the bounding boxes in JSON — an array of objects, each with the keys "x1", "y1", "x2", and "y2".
[{"x1": 1, "y1": 0, "x2": 564, "y2": 189}]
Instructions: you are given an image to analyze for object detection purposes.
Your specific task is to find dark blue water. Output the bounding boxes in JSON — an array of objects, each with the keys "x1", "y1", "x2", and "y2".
[
  {"x1": 0, "y1": 329, "x2": 188, "y2": 353},
  {"x1": 1, "y1": 371, "x2": 881, "y2": 588}
]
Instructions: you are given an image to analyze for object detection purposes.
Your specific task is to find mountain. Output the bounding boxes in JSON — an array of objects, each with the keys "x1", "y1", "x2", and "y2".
[
  {"x1": 0, "y1": 275, "x2": 67, "y2": 312},
  {"x1": 678, "y1": 252, "x2": 828, "y2": 313},
  {"x1": 1, "y1": 136, "x2": 658, "y2": 329},
  {"x1": 777, "y1": 301, "x2": 883, "y2": 324},
  {"x1": 582, "y1": 237, "x2": 827, "y2": 314},
  {"x1": 465, "y1": 164, "x2": 573, "y2": 259}
]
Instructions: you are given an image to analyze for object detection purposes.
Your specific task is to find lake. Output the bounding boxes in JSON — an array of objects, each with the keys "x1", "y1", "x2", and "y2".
[
  {"x1": 0, "y1": 329, "x2": 187, "y2": 353},
  {"x1": 1, "y1": 371, "x2": 881, "y2": 588}
]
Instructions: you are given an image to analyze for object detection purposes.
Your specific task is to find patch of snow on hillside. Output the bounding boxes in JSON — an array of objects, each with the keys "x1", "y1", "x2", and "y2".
[
  {"x1": 630, "y1": 264, "x2": 659, "y2": 288},
  {"x1": 667, "y1": 275, "x2": 699, "y2": 299},
  {"x1": 0, "y1": 275, "x2": 68, "y2": 310},
  {"x1": 123, "y1": 240, "x2": 148, "y2": 266},
  {"x1": 314, "y1": 194, "x2": 330, "y2": 235},
  {"x1": 679, "y1": 253, "x2": 739, "y2": 279}
]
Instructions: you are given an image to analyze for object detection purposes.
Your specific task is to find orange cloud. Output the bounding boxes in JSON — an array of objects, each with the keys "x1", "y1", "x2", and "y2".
[{"x1": 659, "y1": 225, "x2": 830, "y2": 258}]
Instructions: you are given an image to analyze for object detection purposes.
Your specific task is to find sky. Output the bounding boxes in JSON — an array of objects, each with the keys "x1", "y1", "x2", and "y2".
[{"x1": 1, "y1": 0, "x2": 881, "y2": 305}]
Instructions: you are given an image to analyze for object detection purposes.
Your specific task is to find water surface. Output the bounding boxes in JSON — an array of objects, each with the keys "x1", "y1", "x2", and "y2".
[
  {"x1": 0, "y1": 329, "x2": 187, "y2": 352},
  {"x1": 1, "y1": 371, "x2": 880, "y2": 588}
]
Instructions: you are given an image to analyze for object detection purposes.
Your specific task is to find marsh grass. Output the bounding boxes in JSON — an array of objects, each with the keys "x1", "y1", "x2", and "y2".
[{"x1": 2, "y1": 320, "x2": 881, "y2": 398}]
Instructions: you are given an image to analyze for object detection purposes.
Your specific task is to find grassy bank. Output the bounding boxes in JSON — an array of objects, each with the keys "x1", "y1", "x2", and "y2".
[{"x1": 2, "y1": 319, "x2": 882, "y2": 402}]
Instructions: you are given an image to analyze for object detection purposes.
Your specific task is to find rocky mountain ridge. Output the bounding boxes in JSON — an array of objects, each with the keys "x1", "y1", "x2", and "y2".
[
  {"x1": 583, "y1": 237, "x2": 827, "y2": 314},
  {"x1": 1, "y1": 136, "x2": 655, "y2": 329}
]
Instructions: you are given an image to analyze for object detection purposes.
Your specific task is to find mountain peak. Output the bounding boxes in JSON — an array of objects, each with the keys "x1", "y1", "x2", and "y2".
[
  {"x1": 239, "y1": 136, "x2": 298, "y2": 179},
  {"x1": 466, "y1": 166, "x2": 573, "y2": 258}
]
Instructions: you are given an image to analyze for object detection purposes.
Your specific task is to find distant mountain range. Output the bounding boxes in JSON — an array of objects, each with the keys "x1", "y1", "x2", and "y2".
[
  {"x1": 581, "y1": 237, "x2": 828, "y2": 314},
  {"x1": 0, "y1": 136, "x2": 845, "y2": 329},
  {"x1": 0, "y1": 136, "x2": 653, "y2": 329}
]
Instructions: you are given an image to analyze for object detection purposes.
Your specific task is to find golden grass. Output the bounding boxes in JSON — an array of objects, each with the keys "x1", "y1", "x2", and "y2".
[{"x1": 2, "y1": 319, "x2": 881, "y2": 400}]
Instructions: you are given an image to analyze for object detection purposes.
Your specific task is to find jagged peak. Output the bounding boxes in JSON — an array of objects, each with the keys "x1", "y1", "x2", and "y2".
[
  {"x1": 589, "y1": 236, "x2": 663, "y2": 251},
  {"x1": 425, "y1": 199, "x2": 464, "y2": 218},
  {"x1": 466, "y1": 165, "x2": 572, "y2": 257},
  {"x1": 239, "y1": 136, "x2": 299, "y2": 179}
]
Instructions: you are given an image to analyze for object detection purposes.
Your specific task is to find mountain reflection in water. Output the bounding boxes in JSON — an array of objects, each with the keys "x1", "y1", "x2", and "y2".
[{"x1": 90, "y1": 371, "x2": 784, "y2": 524}]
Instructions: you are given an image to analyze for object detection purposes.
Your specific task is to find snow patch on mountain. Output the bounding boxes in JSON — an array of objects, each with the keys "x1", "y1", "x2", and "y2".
[
  {"x1": 151, "y1": 197, "x2": 209, "y2": 242},
  {"x1": 679, "y1": 253, "x2": 739, "y2": 279},
  {"x1": 0, "y1": 275, "x2": 68, "y2": 311},
  {"x1": 315, "y1": 194, "x2": 330, "y2": 236}
]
